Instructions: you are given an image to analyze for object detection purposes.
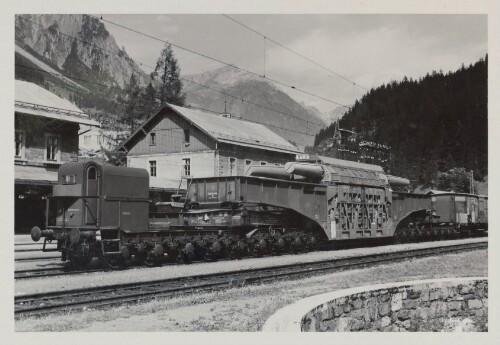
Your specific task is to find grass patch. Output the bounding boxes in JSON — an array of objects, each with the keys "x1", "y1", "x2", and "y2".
[{"x1": 15, "y1": 249, "x2": 487, "y2": 332}]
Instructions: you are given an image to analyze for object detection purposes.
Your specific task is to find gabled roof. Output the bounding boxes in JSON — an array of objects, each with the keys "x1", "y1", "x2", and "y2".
[
  {"x1": 120, "y1": 103, "x2": 302, "y2": 154},
  {"x1": 15, "y1": 80, "x2": 100, "y2": 127}
]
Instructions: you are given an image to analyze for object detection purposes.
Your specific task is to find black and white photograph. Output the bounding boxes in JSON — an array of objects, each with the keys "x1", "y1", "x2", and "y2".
[{"x1": 3, "y1": 0, "x2": 499, "y2": 342}]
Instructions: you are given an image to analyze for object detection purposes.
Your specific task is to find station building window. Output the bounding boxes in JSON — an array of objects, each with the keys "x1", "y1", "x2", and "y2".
[
  {"x1": 150, "y1": 132, "x2": 156, "y2": 146},
  {"x1": 182, "y1": 158, "x2": 191, "y2": 176},
  {"x1": 183, "y1": 129, "x2": 190, "y2": 144},
  {"x1": 15, "y1": 131, "x2": 25, "y2": 159},
  {"x1": 45, "y1": 134, "x2": 59, "y2": 162},
  {"x1": 149, "y1": 160, "x2": 157, "y2": 177},
  {"x1": 229, "y1": 157, "x2": 236, "y2": 176}
]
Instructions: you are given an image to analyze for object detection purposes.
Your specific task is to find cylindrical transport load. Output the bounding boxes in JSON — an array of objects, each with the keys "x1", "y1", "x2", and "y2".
[
  {"x1": 284, "y1": 162, "x2": 324, "y2": 180},
  {"x1": 386, "y1": 174, "x2": 410, "y2": 187},
  {"x1": 245, "y1": 165, "x2": 291, "y2": 179}
]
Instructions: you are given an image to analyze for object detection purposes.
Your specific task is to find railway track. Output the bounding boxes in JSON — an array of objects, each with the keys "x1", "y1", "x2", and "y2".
[
  {"x1": 14, "y1": 267, "x2": 104, "y2": 280},
  {"x1": 14, "y1": 255, "x2": 60, "y2": 262},
  {"x1": 14, "y1": 240, "x2": 487, "y2": 319}
]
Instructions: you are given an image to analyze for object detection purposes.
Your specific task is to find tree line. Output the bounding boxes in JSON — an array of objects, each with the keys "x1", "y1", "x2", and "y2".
[{"x1": 314, "y1": 56, "x2": 488, "y2": 191}]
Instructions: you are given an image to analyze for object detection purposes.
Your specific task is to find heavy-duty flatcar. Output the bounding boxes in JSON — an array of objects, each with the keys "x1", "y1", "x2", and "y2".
[{"x1": 30, "y1": 155, "x2": 487, "y2": 268}]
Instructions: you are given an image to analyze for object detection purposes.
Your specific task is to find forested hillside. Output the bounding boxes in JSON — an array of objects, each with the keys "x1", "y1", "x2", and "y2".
[{"x1": 314, "y1": 56, "x2": 487, "y2": 188}]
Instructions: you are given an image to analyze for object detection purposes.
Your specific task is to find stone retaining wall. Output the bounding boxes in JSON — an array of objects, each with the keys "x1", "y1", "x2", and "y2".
[{"x1": 301, "y1": 279, "x2": 487, "y2": 332}]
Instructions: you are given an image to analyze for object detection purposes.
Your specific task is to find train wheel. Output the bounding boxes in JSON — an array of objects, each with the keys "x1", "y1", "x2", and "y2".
[
  {"x1": 99, "y1": 255, "x2": 122, "y2": 270},
  {"x1": 182, "y1": 242, "x2": 195, "y2": 264},
  {"x1": 69, "y1": 254, "x2": 92, "y2": 269},
  {"x1": 307, "y1": 235, "x2": 318, "y2": 251},
  {"x1": 393, "y1": 230, "x2": 403, "y2": 244},
  {"x1": 275, "y1": 237, "x2": 286, "y2": 255},
  {"x1": 204, "y1": 241, "x2": 222, "y2": 262},
  {"x1": 293, "y1": 236, "x2": 303, "y2": 253}
]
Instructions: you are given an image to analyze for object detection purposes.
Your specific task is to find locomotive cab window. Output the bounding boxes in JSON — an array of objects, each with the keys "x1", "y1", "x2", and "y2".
[
  {"x1": 87, "y1": 167, "x2": 96, "y2": 180},
  {"x1": 63, "y1": 174, "x2": 76, "y2": 184}
]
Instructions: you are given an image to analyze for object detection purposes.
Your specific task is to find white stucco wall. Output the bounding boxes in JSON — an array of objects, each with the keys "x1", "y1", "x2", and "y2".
[{"x1": 127, "y1": 151, "x2": 217, "y2": 189}]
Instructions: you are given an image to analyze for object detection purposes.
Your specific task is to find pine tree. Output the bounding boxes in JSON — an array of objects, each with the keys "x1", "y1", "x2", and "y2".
[
  {"x1": 151, "y1": 43, "x2": 185, "y2": 106},
  {"x1": 122, "y1": 73, "x2": 142, "y2": 131},
  {"x1": 138, "y1": 81, "x2": 159, "y2": 120}
]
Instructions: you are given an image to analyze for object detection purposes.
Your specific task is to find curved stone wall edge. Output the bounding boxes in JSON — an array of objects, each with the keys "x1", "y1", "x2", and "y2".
[{"x1": 262, "y1": 276, "x2": 487, "y2": 332}]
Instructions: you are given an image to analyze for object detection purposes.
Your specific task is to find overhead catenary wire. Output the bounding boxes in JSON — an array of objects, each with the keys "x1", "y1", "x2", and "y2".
[
  {"x1": 221, "y1": 14, "x2": 369, "y2": 91},
  {"x1": 94, "y1": 15, "x2": 351, "y2": 109},
  {"x1": 16, "y1": 64, "x2": 315, "y2": 137},
  {"x1": 16, "y1": 15, "x2": 327, "y2": 130}
]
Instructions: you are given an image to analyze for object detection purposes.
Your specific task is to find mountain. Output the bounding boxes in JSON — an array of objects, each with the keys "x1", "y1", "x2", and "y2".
[
  {"x1": 313, "y1": 57, "x2": 488, "y2": 188},
  {"x1": 182, "y1": 66, "x2": 327, "y2": 148},
  {"x1": 15, "y1": 14, "x2": 152, "y2": 130},
  {"x1": 14, "y1": 14, "x2": 329, "y2": 145},
  {"x1": 15, "y1": 14, "x2": 149, "y2": 88}
]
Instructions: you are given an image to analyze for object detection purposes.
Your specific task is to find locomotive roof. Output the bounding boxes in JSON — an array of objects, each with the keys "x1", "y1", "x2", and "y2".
[
  {"x1": 120, "y1": 103, "x2": 302, "y2": 154},
  {"x1": 59, "y1": 161, "x2": 148, "y2": 179}
]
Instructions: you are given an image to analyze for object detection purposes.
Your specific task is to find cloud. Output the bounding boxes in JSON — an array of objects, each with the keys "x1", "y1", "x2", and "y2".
[{"x1": 263, "y1": 23, "x2": 487, "y2": 112}]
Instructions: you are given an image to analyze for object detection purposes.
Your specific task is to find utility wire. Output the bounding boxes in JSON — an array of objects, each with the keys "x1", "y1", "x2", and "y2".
[
  {"x1": 222, "y1": 14, "x2": 369, "y2": 91},
  {"x1": 17, "y1": 15, "x2": 327, "y2": 129},
  {"x1": 95, "y1": 15, "x2": 350, "y2": 108},
  {"x1": 16, "y1": 64, "x2": 314, "y2": 137}
]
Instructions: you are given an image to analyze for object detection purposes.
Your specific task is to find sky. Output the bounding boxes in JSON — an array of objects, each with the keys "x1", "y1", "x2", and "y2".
[{"x1": 103, "y1": 14, "x2": 487, "y2": 114}]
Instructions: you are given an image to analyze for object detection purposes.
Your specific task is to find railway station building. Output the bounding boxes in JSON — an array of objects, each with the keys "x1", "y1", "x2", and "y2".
[
  {"x1": 119, "y1": 103, "x2": 303, "y2": 201},
  {"x1": 14, "y1": 80, "x2": 101, "y2": 233}
]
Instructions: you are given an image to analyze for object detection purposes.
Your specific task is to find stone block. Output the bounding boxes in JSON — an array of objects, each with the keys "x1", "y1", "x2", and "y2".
[
  {"x1": 473, "y1": 309, "x2": 485, "y2": 318},
  {"x1": 397, "y1": 309, "x2": 414, "y2": 320},
  {"x1": 342, "y1": 303, "x2": 351, "y2": 313},
  {"x1": 421, "y1": 289, "x2": 430, "y2": 302},
  {"x1": 406, "y1": 290, "x2": 421, "y2": 299},
  {"x1": 415, "y1": 306, "x2": 429, "y2": 320},
  {"x1": 467, "y1": 299, "x2": 483, "y2": 310},
  {"x1": 403, "y1": 299, "x2": 419, "y2": 309},
  {"x1": 429, "y1": 289, "x2": 441, "y2": 301},
  {"x1": 364, "y1": 300, "x2": 378, "y2": 322},
  {"x1": 320, "y1": 320, "x2": 333, "y2": 331},
  {"x1": 350, "y1": 308, "x2": 366, "y2": 320},
  {"x1": 448, "y1": 301, "x2": 463, "y2": 311},
  {"x1": 401, "y1": 319, "x2": 411, "y2": 329},
  {"x1": 333, "y1": 305, "x2": 344, "y2": 317},
  {"x1": 391, "y1": 293, "x2": 403, "y2": 311},
  {"x1": 380, "y1": 294, "x2": 391, "y2": 302},
  {"x1": 379, "y1": 302, "x2": 391, "y2": 316},
  {"x1": 336, "y1": 317, "x2": 362, "y2": 332},
  {"x1": 351, "y1": 298, "x2": 363, "y2": 309},
  {"x1": 459, "y1": 284, "x2": 472, "y2": 294},
  {"x1": 429, "y1": 301, "x2": 448, "y2": 318},
  {"x1": 322, "y1": 306, "x2": 334, "y2": 320},
  {"x1": 380, "y1": 316, "x2": 391, "y2": 328}
]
